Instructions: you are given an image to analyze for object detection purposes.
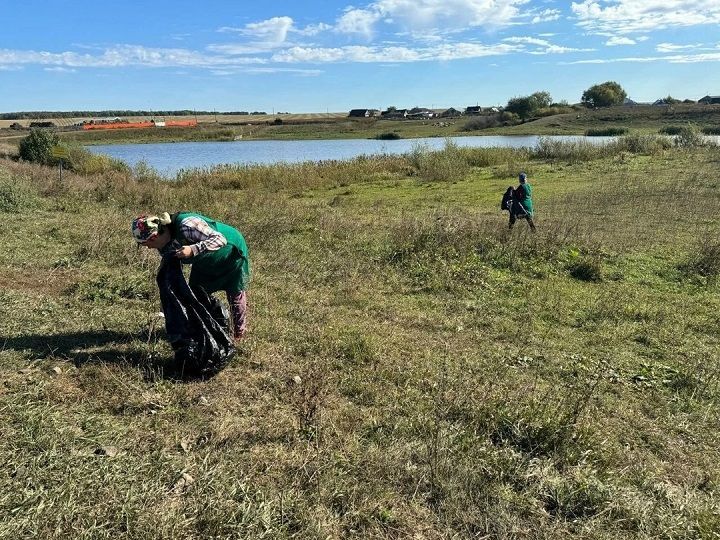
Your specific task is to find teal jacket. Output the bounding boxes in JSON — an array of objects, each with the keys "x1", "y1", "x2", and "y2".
[{"x1": 516, "y1": 182, "x2": 533, "y2": 216}]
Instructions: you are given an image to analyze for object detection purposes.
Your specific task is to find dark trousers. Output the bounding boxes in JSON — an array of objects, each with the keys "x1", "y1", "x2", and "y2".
[{"x1": 509, "y1": 207, "x2": 536, "y2": 231}]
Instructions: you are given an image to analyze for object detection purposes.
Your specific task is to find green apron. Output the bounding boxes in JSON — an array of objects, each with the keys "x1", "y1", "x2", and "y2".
[{"x1": 171, "y1": 212, "x2": 250, "y2": 294}]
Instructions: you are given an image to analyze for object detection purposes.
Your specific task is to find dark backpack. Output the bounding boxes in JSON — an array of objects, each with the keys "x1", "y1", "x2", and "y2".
[{"x1": 501, "y1": 187, "x2": 514, "y2": 211}]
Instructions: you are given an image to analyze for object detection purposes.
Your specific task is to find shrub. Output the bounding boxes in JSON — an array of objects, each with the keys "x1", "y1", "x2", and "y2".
[
  {"x1": 408, "y1": 140, "x2": 470, "y2": 182},
  {"x1": 567, "y1": 256, "x2": 603, "y2": 282},
  {"x1": 674, "y1": 124, "x2": 704, "y2": 148},
  {"x1": 584, "y1": 127, "x2": 628, "y2": 136},
  {"x1": 463, "y1": 115, "x2": 500, "y2": 131},
  {"x1": 0, "y1": 178, "x2": 40, "y2": 212},
  {"x1": 681, "y1": 242, "x2": 720, "y2": 278},
  {"x1": 375, "y1": 132, "x2": 401, "y2": 140},
  {"x1": 701, "y1": 126, "x2": 720, "y2": 135},
  {"x1": 616, "y1": 134, "x2": 672, "y2": 155},
  {"x1": 659, "y1": 126, "x2": 683, "y2": 135},
  {"x1": 18, "y1": 129, "x2": 59, "y2": 165}
]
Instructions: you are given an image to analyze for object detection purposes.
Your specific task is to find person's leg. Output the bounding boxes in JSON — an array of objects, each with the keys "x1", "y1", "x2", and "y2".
[
  {"x1": 527, "y1": 216, "x2": 537, "y2": 232},
  {"x1": 226, "y1": 290, "x2": 248, "y2": 340},
  {"x1": 509, "y1": 212, "x2": 516, "y2": 229}
]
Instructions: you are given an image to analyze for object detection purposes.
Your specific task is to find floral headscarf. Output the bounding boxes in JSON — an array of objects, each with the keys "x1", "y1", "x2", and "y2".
[{"x1": 131, "y1": 212, "x2": 171, "y2": 243}]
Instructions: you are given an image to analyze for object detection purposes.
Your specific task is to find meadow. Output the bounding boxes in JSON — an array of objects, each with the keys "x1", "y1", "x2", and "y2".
[{"x1": 1, "y1": 135, "x2": 719, "y2": 539}]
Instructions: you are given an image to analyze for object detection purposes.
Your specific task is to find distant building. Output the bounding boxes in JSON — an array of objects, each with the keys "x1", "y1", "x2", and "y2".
[
  {"x1": 698, "y1": 95, "x2": 720, "y2": 105},
  {"x1": 465, "y1": 106, "x2": 482, "y2": 115},
  {"x1": 381, "y1": 108, "x2": 408, "y2": 119},
  {"x1": 652, "y1": 98, "x2": 672, "y2": 106},
  {"x1": 440, "y1": 107, "x2": 462, "y2": 118},
  {"x1": 407, "y1": 107, "x2": 435, "y2": 119},
  {"x1": 348, "y1": 109, "x2": 380, "y2": 118},
  {"x1": 623, "y1": 98, "x2": 638, "y2": 106}
]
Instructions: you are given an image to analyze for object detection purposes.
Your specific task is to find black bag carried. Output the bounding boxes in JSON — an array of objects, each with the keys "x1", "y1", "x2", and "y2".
[
  {"x1": 157, "y1": 256, "x2": 235, "y2": 377},
  {"x1": 501, "y1": 186, "x2": 514, "y2": 211}
]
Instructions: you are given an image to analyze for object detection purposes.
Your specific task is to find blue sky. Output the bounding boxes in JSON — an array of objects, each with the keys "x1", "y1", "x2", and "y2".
[{"x1": 2, "y1": 0, "x2": 719, "y2": 112}]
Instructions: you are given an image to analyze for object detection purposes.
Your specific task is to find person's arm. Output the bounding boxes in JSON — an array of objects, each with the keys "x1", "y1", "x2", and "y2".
[{"x1": 177, "y1": 216, "x2": 227, "y2": 257}]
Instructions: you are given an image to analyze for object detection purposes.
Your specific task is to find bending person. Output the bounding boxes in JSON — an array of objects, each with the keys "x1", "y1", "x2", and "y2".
[{"x1": 132, "y1": 212, "x2": 250, "y2": 341}]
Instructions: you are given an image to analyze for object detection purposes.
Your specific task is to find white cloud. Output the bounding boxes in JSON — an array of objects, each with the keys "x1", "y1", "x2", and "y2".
[
  {"x1": 296, "y1": 22, "x2": 333, "y2": 36},
  {"x1": 0, "y1": 46, "x2": 266, "y2": 69},
  {"x1": 503, "y1": 36, "x2": 594, "y2": 53},
  {"x1": 44, "y1": 67, "x2": 76, "y2": 72},
  {"x1": 333, "y1": 0, "x2": 531, "y2": 36},
  {"x1": 270, "y1": 38, "x2": 593, "y2": 63},
  {"x1": 216, "y1": 16, "x2": 295, "y2": 51},
  {"x1": 565, "y1": 51, "x2": 720, "y2": 64},
  {"x1": 530, "y1": 9, "x2": 562, "y2": 23},
  {"x1": 606, "y1": 36, "x2": 636, "y2": 46},
  {"x1": 656, "y1": 42, "x2": 703, "y2": 52},
  {"x1": 572, "y1": 0, "x2": 720, "y2": 34},
  {"x1": 335, "y1": 8, "x2": 381, "y2": 37}
]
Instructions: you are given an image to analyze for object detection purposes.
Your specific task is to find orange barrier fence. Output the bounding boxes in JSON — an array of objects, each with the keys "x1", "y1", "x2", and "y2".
[
  {"x1": 82, "y1": 119, "x2": 198, "y2": 130},
  {"x1": 165, "y1": 120, "x2": 198, "y2": 127}
]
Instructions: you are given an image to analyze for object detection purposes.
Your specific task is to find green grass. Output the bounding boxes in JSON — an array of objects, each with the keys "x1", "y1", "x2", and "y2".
[{"x1": 1, "y1": 141, "x2": 720, "y2": 538}]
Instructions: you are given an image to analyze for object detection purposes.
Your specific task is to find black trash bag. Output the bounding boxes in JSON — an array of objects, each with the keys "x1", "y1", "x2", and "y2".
[{"x1": 157, "y1": 256, "x2": 235, "y2": 377}]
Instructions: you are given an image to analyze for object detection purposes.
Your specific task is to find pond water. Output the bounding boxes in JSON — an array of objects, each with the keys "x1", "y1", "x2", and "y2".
[{"x1": 89, "y1": 135, "x2": 615, "y2": 176}]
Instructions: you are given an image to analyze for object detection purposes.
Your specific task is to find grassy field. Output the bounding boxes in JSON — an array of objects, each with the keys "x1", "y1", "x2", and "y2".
[
  {"x1": 1, "y1": 138, "x2": 720, "y2": 538},
  {"x1": 1, "y1": 104, "x2": 719, "y2": 146}
]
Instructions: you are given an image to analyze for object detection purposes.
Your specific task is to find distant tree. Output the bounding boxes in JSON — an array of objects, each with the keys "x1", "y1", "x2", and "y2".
[
  {"x1": 505, "y1": 91, "x2": 552, "y2": 119},
  {"x1": 18, "y1": 129, "x2": 59, "y2": 165},
  {"x1": 664, "y1": 95, "x2": 681, "y2": 104},
  {"x1": 581, "y1": 81, "x2": 627, "y2": 108}
]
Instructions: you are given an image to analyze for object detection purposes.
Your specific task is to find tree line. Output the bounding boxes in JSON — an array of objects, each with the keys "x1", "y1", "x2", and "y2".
[{"x1": 0, "y1": 110, "x2": 266, "y2": 120}]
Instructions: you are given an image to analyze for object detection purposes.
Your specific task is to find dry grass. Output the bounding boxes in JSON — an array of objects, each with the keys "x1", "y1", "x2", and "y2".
[{"x1": 1, "y1": 143, "x2": 720, "y2": 538}]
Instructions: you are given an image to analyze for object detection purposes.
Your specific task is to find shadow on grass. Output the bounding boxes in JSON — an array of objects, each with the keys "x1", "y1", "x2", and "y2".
[{"x1": 0, "y1": 330, "x2": 226, "y2": 382}]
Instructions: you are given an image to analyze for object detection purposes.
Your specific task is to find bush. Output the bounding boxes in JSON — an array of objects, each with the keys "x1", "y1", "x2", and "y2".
[
  {"x1": 567, "y1": 256, "x2": 603, "y2": 281},
  {"x1": 18, "y1": 129, "x2": 59, "y2": 165},
  {"x1": 659, "y1": 126, "x2": 683, "y2": 135},
  {"x1": 408, "y1": 140, "x2": 470, "y2": 182},
  {"x1": 0, "y1": 178, "x2": 40, "y2": 212},
  {"x1": 616, "y1": 134, "x2": 672, "y2": 155},
  {"x1": 584, "y1": 127, "x2": 628, "y2": 136},
  {"x1": 682, "y1": 242, "x2": 720, "y2": 278},
  {"x1": 375, "y1": 132, "x2": 401, "y2": 140},
  {"x1": 463, "y1": 115, "x2": 501, "y2": 131},
  {"x1": 701, "y1": 126, "x2": 720, "y2": 135},
  {"x1": 674, "y1": 125, "x2": 704, "y2": 148}
]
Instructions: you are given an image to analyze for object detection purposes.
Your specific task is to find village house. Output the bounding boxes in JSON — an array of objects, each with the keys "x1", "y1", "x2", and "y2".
[
  {"x1": 406, "y1": 107, "x2": 435, "y2": 119},
  {"x1": 348, "y1": 109, "x2": 381, "y2": 118},
  {"x1": 381, "y1": 108, "x2": 408, "y2": 119},
  {"x1": 698, "y1": 95, "x2": 720, "y2": 105},
  {"x1": 440, "y1": 108, "x2": 462, "y2": 118},
  {"x1": 464, "y1": 106, "x2": 482, "y2": 115}
]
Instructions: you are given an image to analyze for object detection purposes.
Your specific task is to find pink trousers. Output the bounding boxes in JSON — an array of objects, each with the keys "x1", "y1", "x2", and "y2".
[{"x1": 226, "y1": 290, "x2": 248, "y2": 339}]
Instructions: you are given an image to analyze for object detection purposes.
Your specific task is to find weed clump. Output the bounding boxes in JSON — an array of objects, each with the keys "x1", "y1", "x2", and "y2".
[
  {"x1": 408, "y1": 140, "x2": 470, "y2": 182},
  {"x1": 681, "y1": 241, "x2": 720, "y2": 278},
  {"x1": 374, "y1": 132, "x2": 401, "y2": 140},
  {"x1": 0, "y1": 177, "x2": 40, "y2": 212},
  {"x1": 674, "y1": 124, "x2": 705, "y2": 148},
  {"x1": 567, "y1": 256, "x2": 604, "y2": 282},
  {"x1": 585, "y1": 127, "x2": 628, "y2": 136}
]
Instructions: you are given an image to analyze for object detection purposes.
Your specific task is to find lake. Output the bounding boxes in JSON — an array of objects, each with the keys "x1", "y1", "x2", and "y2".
[{"x1": 89, "y1": 135, "x2": 614, "y2": 176}]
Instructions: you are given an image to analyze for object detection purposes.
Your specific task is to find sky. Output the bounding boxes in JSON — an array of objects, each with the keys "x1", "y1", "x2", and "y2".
[{"x1": 1, "y1": 0, "x2": 719, "y2": 112}]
